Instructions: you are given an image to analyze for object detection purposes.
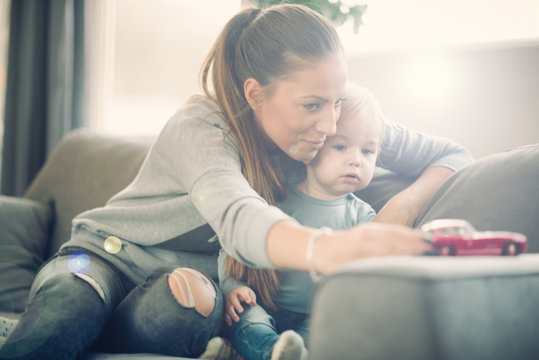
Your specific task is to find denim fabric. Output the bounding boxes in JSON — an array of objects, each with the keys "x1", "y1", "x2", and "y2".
[
  {"x1": 0, "y1": 251, "x2": 125, "y2": 360},
  {"x1": 0, "y1": 250, "x2": 223, "y2": 360},
  {"x1": 94, "y1": 268, "x2": 224, "y2": 356},
  {"x1": 225, "y1": 304, "x2": 309, "y2": 360}
]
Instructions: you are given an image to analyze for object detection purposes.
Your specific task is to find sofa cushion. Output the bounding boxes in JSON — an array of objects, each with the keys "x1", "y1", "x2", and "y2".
[
  {"x1": 23, "y1": 129, "x2": 153, "y2": 257},
  {"x1": 84, "y1": 353, "x2": 194, "y2": 360},
  {"x1": 0, "y1": 196, "x2": 52, "y2": 313},
  {"x1": 415, "y1": 143, "x2": 539, "y2": 252}
]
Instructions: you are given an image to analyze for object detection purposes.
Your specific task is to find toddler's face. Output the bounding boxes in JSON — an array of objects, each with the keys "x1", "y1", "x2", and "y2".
[{"x1": 305, "y1": 110, "x2": 380, "y2": 200}]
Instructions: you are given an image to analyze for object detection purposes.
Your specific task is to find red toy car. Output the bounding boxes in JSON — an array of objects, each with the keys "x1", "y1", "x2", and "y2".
[{"x1": 421, "y1": 219, "x2": 527, "y2": 256}]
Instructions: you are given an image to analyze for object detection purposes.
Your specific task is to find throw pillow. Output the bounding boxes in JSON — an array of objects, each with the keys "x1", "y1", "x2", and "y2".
[{"x1": 0, "y1": 196, "x2": 53, "y2": 313}]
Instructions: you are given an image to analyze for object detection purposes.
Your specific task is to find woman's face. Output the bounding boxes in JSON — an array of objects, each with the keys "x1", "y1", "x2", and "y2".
[{"x1": 252, "y1": 55, "x2": 347, "y2": 163}]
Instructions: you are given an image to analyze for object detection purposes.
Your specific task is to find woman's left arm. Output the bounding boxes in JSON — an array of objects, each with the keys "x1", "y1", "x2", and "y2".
[
  {"x1": 374, "y1": 120, "x2": 474, "y2": 226},
  {"x1": 375, "y1": 166, "x2": 454, "y2": 226}
]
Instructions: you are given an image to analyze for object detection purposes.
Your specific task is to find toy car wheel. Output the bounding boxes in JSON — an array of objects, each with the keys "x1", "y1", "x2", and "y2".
[
  {"x1": 502, "y1": 242, "x2": 520, "y2": 256},
  {"x1": 436, "y1": 244, "x2": 455, "y2": 256}
]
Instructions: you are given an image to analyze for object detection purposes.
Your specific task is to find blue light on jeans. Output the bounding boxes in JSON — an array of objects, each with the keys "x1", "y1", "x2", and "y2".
[{"x1": 67, "y1": 251, "x2": 91, "y2": 274}]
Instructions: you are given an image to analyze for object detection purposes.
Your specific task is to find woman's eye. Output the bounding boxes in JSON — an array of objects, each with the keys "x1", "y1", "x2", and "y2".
[
  {"x1": 334, "y1": 97, "x2": 344, "y2": 108},
  {"x1": 303, "y1": 103, "x2": 320, "y2": 112}
]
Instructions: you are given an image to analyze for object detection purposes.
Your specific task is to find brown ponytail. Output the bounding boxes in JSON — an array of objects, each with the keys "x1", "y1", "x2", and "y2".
[{"x1": 199, "y1": 4, "x2": 343, "y2": 310}]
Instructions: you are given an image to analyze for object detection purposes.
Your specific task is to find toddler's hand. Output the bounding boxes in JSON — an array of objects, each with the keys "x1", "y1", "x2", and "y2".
[{"x1": 224, "y1": 286, "x2": 257, "y2": 326}]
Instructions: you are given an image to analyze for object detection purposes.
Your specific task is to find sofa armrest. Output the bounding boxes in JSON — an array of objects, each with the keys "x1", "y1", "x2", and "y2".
[{"x1": 309, "y1": 255, "x2": 539, "y2": 360}]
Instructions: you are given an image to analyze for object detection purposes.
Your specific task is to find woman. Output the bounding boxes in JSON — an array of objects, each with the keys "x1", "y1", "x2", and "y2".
[
  {"x1": 217, "y1": 84, "x2": 385, "y2": 360},
  {"x1": 0, "y1": 4, "x2": 472, "y2": 360}
]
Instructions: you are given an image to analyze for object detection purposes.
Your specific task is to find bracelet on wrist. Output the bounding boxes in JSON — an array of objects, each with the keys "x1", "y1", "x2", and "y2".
[{"x1": 306, "y1": 226, "x2": 333, "y2": 282}]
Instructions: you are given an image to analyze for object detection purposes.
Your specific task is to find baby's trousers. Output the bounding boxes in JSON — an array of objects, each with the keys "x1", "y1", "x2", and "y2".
[
  {"x1": 225, "y1": 303, "x2": 310, "y2": 360},
  {"x1": 0, "y1": 249, "x2": 223, "y2": 360}
]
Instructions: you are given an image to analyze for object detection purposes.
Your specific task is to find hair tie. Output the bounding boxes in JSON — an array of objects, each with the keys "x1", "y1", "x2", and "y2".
[{"x1": 247, "y1": 8, "x2": 261, "y2": 26}]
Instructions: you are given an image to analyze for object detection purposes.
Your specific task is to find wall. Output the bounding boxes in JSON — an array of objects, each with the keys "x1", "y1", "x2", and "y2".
[{"x1": 347, "y1": 40, "x2": 539, "y2": 158}]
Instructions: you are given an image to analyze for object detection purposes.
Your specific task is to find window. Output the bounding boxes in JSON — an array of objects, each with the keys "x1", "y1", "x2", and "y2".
[
  {"x1": 89, "y1": 0, "x2": 240, "y2": 137},
  {"x1": 90, "y1": 0, "x2": 539, "y2": 138},
  {"x1": 0, "y1": 0, "x2": 10, "y2": 174}
]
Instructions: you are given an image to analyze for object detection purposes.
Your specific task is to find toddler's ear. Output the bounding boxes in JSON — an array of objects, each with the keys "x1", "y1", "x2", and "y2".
[{"x1": 244, "y1": 77, "x2": 264, "y2": 110}]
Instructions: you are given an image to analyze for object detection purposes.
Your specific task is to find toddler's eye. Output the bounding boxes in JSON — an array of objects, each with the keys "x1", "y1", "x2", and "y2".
[
  {"x1": 362, "y1": 148, "x2": 375, "y2": 155},
  {"x1": 334, "y1": 97, "x2": 344, "y2": 108},
  {"x1": 303, "y1": 103, "x2": 320, "y2": 112},
  {"x1": 333, "y1": 145, "x2": 346, "y2": 151}
]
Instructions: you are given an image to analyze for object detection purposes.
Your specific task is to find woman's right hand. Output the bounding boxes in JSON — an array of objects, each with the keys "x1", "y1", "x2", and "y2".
[
  {"x1": 313, "y1": 222, "x2": 430, "y2": 275},
  {"x1": 267, "y1": 220, "x2": 430, "y2": 275}
]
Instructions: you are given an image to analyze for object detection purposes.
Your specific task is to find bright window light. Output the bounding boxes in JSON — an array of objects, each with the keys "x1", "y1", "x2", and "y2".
[
  {"x1": 339, "y1": 0, "x2": 539, "y2": 52},
  {"x1": 90, "y1": 0, "x2": 539, "y2": 137},
  {"x1": 0, "y1": 0, "x2": 9, "y2": 146},
  {"x1": 92, "y1": 0, "x2": 240, "y2": 137},
  {"x1": 399, "y1": 52, "x2": 460, "y2": 109}
]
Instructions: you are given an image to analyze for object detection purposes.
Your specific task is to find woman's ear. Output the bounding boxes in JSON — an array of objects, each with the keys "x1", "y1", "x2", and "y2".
[{"x1": 244, "y1": 78, "x2": 264, "y2": 110}]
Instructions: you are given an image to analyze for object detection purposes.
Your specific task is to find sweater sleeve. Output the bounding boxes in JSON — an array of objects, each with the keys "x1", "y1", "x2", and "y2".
[
  {"x1": 378, "y1": 120, "x2": 474, "y2": 177},
  {"x1": 218, "y1": 249, "x2": 248, "y2": 296},
  {"x1": 170, "y1": 98, "x2": 291, "y2": 269}
]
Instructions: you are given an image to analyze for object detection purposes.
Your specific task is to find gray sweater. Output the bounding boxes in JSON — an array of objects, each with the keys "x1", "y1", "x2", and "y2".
[
  {"x1": 219, "y1": 183, "x2": 377, "y2": 314},
  {"x1": 63, "y1": 95, "x2": 473, "y2": 285}
]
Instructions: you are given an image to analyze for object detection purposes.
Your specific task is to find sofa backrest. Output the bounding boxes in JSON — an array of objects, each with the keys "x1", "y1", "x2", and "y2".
[{"x1": 24, "y1": 129, "x2": 153, "y2": 257}]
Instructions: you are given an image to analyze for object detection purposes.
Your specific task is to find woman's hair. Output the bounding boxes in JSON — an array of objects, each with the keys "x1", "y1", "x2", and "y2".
[{"x1": 199, "y1": 4, "x2": 344, "y2": 309}]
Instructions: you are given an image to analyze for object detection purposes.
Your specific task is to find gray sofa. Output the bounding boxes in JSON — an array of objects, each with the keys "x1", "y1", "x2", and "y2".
[{"x1": 1, "y1": 129, "x2": 538, "y2": 359}]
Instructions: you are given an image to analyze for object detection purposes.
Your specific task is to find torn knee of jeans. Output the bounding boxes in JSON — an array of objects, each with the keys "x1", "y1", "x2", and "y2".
[
  {"x1": 74, "y1": 272, "x2": 106, "y2": 302},
  {"x1": 167, "y1": 268, "x2": 216, "y2": 317}
]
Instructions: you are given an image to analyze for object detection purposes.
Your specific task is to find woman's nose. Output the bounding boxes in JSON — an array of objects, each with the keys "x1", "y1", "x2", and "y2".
[{"x1": 314, "y1": 107, "x2": 339, "y2": 136}]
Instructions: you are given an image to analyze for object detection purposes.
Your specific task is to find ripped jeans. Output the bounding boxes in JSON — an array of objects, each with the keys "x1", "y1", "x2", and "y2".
[{"x1": 0, "y1": 249, "x2": 223, "y2": 360}]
